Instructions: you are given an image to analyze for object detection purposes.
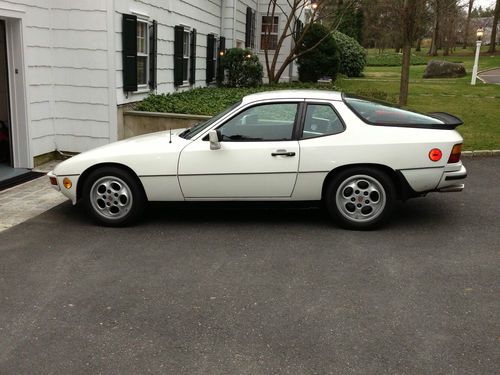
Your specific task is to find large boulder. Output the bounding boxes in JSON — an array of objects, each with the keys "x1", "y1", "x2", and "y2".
[{"x1": 423, "y1": 60, "x2": 466, "y2": 78}]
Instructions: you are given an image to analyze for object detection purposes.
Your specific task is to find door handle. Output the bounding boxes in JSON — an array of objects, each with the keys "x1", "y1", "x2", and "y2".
[{"x1": 271, "y1": 150, "x2": 296, "y2": 157}]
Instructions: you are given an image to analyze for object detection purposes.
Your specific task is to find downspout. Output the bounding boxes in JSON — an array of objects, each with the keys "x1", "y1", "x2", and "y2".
[
  {"x1": 220, "y1": 0, "x2": 224, "y2": 37},
  {"x1": 233, "y1": 0, "x2": 237, "y2": 47}
]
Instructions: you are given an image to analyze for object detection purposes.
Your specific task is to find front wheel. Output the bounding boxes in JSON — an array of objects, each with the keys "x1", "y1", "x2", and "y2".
[
  {"x1": 326, "y1": 168, "x2": 396, "y2": 230},
  {"x1": 82, "y1": 167, "x2": 145, "y2": 226}
]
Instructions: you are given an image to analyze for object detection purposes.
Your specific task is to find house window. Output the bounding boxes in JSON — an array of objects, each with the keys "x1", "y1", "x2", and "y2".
[
  {"x1": 182, "y1": 29, "x2": 190, "y2": 83},
  {"x1": 206, "y1": 35, "x2": 224, "y2": 84},
  {"x1": 246, "y1": 7, "x2": 256, "y2": 49},
  {"x1": 174, "y1": 26, "x2": 197, "y2": 86},
  {"x1": 122, "y1": 14, "x2": 157, "y2": 92},
  {"x1": 261, "y1": 15, "x2": 278, "y2": 50},
  {"x1": 136, "y1": 20, "x2": 148, "y2": 86}
]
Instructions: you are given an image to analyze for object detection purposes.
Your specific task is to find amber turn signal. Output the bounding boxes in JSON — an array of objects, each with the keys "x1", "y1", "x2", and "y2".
[
  {"x1": 429, "y1": 148, "x2": 442, "y2": 162},
  {"x1": 63, "y1": 177, "x2": 72, "y2": 189}
]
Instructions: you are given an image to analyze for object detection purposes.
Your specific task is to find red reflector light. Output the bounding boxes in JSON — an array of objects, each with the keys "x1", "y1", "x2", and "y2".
[
  {"x1": 429, "y1": 148, "x2": 442, "y2": 161},
  {"x1": 448, "y1": 143, "x2": 462, "y2": 163},
  {"x1": 49, "y1": 176, "x2": 58, "y2": 185}
]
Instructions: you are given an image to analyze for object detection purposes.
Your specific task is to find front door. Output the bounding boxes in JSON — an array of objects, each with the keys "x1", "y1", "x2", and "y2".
[{"x1": 178, "y1": 102, "x2": 301, "y2": 198}]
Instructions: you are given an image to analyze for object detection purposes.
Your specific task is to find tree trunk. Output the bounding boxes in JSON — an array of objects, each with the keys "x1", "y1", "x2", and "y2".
[
  {"x1": 488, "y1": 0, "x2": 499, "y2": 52},
  {"x1": 429, "y1": 1, "x2": 440, "y2": 56},
  {"x1": 399, "y1": 0, "x2": 417, "y2": 106},
  {"x1": 416, "y1": 38, "x2": 422, "y2": 51},
  {"x1": 399, "y1": 44, "x2": 411, "y2": 106},
  {"x1": 463, "y1": 0, "x2": 474, "y2": 49}
]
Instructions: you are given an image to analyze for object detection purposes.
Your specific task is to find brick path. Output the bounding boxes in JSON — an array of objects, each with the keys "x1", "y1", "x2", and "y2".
[{"x1": 0, "y1": 162, "x2": 67, "y2": 233}]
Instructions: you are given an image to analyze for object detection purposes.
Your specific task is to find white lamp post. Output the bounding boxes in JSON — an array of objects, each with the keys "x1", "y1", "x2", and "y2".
[{"x1": 471, "y1": 28, "x2": 484, "y2": 85}]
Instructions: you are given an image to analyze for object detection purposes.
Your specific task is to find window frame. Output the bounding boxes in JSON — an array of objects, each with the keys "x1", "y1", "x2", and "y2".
[
  {"x1": 136, "y1": 19, "x2": 149, "y2": 89},
  {"x1": 182, "y1": 27, "x2": 191, "y2": 84},
  {"x1": 211, "y1": 35, "x2": 218, "y2": 82},
  {"x1": 260, "y1": 15, "x2": 279, "y2": 51},
  {"x1": 298, "y1": 102, "x2": 346, "y2": 140}
]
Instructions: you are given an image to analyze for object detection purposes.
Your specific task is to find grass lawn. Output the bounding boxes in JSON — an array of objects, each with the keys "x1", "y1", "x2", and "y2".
[{"x1": 337, "y1": 47, "x2": 500, "y2": 150}]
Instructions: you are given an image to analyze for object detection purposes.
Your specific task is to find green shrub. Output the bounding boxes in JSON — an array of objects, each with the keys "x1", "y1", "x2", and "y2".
[
  {"x1": 366, "y1": 53, "x2": 427, "y2": 66},
  {"x1": 350, "y1": 88, "x2": 397, "y2": 103},
  {"x1": 332, "y1": 31, "x2": 366, "y2": 77},
  {"x1": 134, "y1": 83, "x2": 337, "y2": 116},
  {"x1": 297, "y1": 23, "x2": 339, "y2": 83},
  {"x1": 219, "y1": 48, "x2": 263, "y2": 87}
]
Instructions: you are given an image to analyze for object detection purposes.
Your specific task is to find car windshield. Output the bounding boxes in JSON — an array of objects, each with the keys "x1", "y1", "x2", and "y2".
[
  {"x1": 343, "y1": 94, "x2": 444, "y2": 125},
  {"x1": 179, "y1": 101, "x2": 242, "y2": 139}
]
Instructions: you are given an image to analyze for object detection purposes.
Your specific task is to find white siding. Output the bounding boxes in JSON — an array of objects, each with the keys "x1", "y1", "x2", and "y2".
[{"x1": 0, "y1": 0, "x2": 114, "y2": 156}]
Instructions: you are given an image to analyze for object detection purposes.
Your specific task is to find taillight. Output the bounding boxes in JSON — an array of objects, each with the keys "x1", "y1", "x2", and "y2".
[{"x1": 448, "y1": 143, "x2": 462, "y2": 163}]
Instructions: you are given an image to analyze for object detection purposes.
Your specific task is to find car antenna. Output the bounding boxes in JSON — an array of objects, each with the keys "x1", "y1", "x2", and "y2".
[{"x1": 169, "y1": 127, "x2": 172, "y2": 143}]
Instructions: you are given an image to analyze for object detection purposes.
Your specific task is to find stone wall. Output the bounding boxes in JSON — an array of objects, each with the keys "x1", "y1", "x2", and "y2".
[{"x1": 120, "y1": 111, "x2": 211, "y2": 140}]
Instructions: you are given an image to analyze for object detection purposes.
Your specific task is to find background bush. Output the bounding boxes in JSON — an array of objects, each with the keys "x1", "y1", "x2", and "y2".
[
  {"x1": 297, "y1": 23, "x2": 339, "y2": 83},
  {"x1": 332, "y1": 31, "x2": 366, "y2": 77},
  {"x1": 219, "y1": 48, "x2": 263, "y2": 87}
]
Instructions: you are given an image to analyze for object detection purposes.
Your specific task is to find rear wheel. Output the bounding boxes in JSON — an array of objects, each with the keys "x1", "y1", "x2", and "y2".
[
  {"x1": 82, "y1": 167, "x2": 145, "y2": 226},
  {"x1": 326, "y1": 168, "x2": 396, "y2": 230}
]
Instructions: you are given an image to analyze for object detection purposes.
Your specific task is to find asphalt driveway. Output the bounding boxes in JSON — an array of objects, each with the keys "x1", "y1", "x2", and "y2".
[{"x1": 0, "y1": 157, "x2": 498, "y2": 374}]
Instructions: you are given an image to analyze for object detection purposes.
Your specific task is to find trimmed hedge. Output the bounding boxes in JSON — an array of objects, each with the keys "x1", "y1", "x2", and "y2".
[
  {"x1": 135, "y1": 83, "x2": 337, "y2": 116},
  {"x1": 332, "y1": 31, "x2": 366, "y2": 77}
]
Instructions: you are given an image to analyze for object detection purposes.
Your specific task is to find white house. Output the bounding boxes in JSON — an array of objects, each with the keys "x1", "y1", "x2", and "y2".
[{"x1": 0, "y1": 0, "x2": 300, "y2": 178}]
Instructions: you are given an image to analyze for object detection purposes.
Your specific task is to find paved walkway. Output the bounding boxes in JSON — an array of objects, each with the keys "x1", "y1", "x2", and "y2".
[
  {"x1": 478, "y1": 68, "x2": 500, "y2": 84},
  {"x1": 0, "y1": 161, "x2": 67, "y2": 233}
]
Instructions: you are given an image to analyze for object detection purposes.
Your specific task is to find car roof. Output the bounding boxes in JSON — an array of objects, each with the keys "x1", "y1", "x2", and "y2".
[{"x1": 242, "y1": 89, "x2": 343, "y2": 104}]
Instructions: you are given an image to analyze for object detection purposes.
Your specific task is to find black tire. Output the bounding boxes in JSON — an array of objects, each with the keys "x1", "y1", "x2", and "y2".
[
  {"x1": 325, "y1": 167, "x2": 396, "y2": 230},
  {"x1": 82, "y1": 167, "x2": 145, "y2": 226}
]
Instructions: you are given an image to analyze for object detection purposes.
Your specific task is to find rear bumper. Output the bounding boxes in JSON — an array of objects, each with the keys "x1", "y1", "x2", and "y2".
[{"x1": 436, "y1": 163, "x2": 467, "y2": 192}]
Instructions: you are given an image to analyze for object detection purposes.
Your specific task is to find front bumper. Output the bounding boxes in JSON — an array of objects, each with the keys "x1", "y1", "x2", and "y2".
[{"x1": 47, "y1": 171, "x2": 79, "y2": 204}]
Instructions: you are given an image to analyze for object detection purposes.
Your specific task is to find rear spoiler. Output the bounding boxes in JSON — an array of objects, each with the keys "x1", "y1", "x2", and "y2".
[{"x1": 427, "y1": 112, "x2": 463, "y2": 129}]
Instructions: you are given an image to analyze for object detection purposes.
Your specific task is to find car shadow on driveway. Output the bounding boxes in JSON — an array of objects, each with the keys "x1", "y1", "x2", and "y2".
[{"x1": 52, "y1": 195, "x2": 452, "y2": 231}]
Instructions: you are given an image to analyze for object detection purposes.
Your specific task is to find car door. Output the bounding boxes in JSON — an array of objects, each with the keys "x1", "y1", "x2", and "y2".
[{"x1": 178, "y1": 101, "x2": 301, "y2": 199}]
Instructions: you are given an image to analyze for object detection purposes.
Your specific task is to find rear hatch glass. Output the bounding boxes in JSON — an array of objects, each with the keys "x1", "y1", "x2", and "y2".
[{"x1": 343, "y1": 94, "x2": 462, "y2": 129}]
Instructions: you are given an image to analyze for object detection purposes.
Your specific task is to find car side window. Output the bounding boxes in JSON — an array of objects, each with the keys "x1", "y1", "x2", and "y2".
[
  {"x1": 218, "y1": 103, "x2": 298, "y2": 141},
  {"x1": 302, "y1": 104, "x2": 344, "y2": 139}
]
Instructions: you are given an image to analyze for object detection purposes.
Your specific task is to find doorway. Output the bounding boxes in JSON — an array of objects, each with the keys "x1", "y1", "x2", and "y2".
[{"x1": 0, "y1": 20, "x2": 11, "y2": 169}]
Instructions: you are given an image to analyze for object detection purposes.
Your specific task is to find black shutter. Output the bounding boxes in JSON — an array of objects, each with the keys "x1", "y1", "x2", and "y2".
[
  {"x1": 245, "y1": 7, "x2": 252, "y2": 48},
  {"x1": 149, "y1": 20, "x2": 157, "y2": 90},
  {"x1": 189, "y1": 28, "x2": 197, "y2": 85},
  {"x1": 294, "y1": 20, "x2": 303, "y2": 43},
  {"x1": 217, "y1": 36, "x2": 225, "y2": 83},
  {"x1": 122, "y1": 13, "x2": 137, "y2": 92},
  {"x1": 206, "y1": 34, "x2": 215, "y2": 83},
  {"x1": 174, "y1": 25, "x2": 184, "y2": 86},
  {"x1": 251, "y1": 11, "x2": 256, "y2": 48}
]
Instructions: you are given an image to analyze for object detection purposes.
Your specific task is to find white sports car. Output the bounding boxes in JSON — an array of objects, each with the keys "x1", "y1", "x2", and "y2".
[{"x1": 48, "y1": 90, "x2": 466, "y2": 229}]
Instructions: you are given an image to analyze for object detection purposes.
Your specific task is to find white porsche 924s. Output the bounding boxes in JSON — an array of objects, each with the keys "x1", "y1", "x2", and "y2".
[{"x1": 48, "y1": 90, "x2": 466, "y2": 229}]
